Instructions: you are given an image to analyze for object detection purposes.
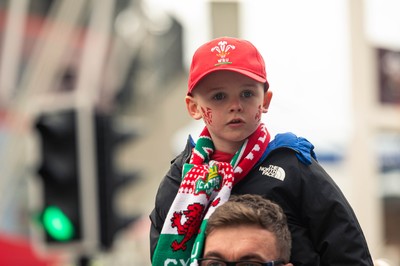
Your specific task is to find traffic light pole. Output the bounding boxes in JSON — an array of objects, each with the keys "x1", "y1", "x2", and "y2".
[
  {"x1": 76, "y1": 107, "x2": 99, "y2": 253},
  {"x1": 73, "y1": 0, "x2": 115, "y2": 256}
]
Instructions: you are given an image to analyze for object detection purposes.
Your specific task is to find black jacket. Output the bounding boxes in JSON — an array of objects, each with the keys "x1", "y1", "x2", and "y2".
[{"x1": 149, "y1": 133, "x2": 373, "y2": 266}]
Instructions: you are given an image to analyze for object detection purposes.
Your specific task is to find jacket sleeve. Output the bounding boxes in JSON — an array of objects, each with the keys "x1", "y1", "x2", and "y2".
[
  {"x1": 149, "y1": 138, "x2": 192, "y2": 261},
  {"x1": 297, "y1": 157, "x2": 373, "y2": 266},
  {"x1": 266, "y1": 133, "x2": 373, "y2": 265}
]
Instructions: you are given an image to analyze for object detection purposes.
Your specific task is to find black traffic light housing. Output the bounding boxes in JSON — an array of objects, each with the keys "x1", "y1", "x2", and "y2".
[
  {"x1": 35, "y1": 110, "x2": 82, "y2": 243},
  {"x1": 34, "y1": 109, "x2": 140, "y2": 250},
  {"x1": 95, "y1": 112, "x2": 141, "y2": 250}
]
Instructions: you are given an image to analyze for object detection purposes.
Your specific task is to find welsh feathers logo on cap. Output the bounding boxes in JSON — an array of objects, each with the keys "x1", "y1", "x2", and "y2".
[{"x1": 211, "y1": 41, "x2": 236, "y2": 66}]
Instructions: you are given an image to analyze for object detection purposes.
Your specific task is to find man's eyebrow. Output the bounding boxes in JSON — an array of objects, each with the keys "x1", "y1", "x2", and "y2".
[
  {"x1": 239, "y1": 253, "x2": 266, "y2": 261},
  {"x1": 202, "y1": 251, "x2": 224, "y2": 258},
  {"x1": 202, "y1": 251, "x2": 267, "y2": 261}
]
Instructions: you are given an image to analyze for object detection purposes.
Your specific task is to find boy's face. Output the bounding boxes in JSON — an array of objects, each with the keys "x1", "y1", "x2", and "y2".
[{"x1": 186, "y1": 70, "x2": 272, "y2": 153}]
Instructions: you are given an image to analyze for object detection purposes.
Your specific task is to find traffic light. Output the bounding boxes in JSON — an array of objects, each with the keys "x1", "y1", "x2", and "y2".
[
  {"x1": 34, "y1": 110, "x2": 82, "y2": 244},
  {"x1": 95, "y1": 112, "x2": 140, "y2": 250}
]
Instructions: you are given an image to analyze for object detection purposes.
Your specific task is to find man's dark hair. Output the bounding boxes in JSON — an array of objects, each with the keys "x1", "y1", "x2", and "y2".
[{"x1": 205, "y1": 194, "x2": 291, "y2": 261}]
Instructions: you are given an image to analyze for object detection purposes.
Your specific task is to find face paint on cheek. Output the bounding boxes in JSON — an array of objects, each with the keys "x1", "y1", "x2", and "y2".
[
  {"x1": 255, "y1": 105, "x2": 262, "y2": 122},
  {"x1": 201, "y1": 106, "x2": 213, "y2": 125}
]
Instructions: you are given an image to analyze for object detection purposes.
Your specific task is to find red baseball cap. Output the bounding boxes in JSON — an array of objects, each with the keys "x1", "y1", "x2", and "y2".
[{"x1": 188, "y1": 36, "x2": 268, "y2": 94}]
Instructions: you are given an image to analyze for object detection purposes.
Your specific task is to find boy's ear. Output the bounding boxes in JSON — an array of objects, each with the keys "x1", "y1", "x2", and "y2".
[
  {"x1": 262, "y1": 90, "x2": 273, "y2": 113},
  {"x1": 185, "y1": 95, "x2": 203, "y2": 120}
]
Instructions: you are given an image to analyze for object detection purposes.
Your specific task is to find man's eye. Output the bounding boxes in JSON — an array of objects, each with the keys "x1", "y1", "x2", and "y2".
[
  {"x1": 213, "y1": 93, "x2": 225, "y2": 100},
  {"x1": 208, "y1": 262, "x2": 223, "y2": 266},
  {"x1": 242, "y1": 91, "x2": 254, "y2": 98}
]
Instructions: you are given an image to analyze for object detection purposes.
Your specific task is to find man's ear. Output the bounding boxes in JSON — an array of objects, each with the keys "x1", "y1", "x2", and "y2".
[
  {"x1": 185, "y1": 95, "x2": 203, "y2": 120},
  {"x1": 262, "y1": 90, "x2": 273, "y2": 113}
]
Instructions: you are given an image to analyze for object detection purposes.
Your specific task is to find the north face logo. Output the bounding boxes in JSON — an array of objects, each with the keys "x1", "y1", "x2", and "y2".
[{"x1": 259, "y1": 165, "x2": 286, "y2": 181}]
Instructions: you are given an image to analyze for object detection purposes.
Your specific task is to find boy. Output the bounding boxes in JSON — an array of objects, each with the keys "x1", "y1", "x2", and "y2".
[
  {"x1": 200, "y1": 194, "x2": 293, "y2": 266},
  {"x1": 150, "y1": 36, "x2": 373, "y2": 266}
]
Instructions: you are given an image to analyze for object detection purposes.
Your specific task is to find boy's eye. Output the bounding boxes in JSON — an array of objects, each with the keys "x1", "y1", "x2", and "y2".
[
  {"x1": 242, "y1": 90, "x2": 254, "y2": 98},
  {"x1": 213, "y1": 93, "x2": 225, "y2": 100}
]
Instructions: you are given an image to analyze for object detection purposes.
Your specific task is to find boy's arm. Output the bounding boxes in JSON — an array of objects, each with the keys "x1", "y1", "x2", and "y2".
[
  {"x1": 149, "y1": 174, "x2": 180, "y2": 260},
  {"x1": 149, "y1": 162, "x2": 181, "y2": 260},
  {"x1": 260, "y1": 133, "x2": 373, "y2": 265},
  {"x1": 149, "y1": 138, "x2": 193, "y2": 261},
  {"x1": 299, "y1": 158, "x2": 374, "y2": 265}
]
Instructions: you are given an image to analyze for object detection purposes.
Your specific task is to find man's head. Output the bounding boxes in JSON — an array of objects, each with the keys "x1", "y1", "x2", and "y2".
[
  {"x1": 201, "y1": 194, "x2": 292, "y2": 266},
  {"x1": 185, "y1": 37, "x2": 272, "y2": 154}
]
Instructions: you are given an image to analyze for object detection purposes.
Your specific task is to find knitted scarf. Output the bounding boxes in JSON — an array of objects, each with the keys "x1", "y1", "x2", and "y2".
[{"x1": 152, "y1": 123, "x2": 270, "y2": 266}]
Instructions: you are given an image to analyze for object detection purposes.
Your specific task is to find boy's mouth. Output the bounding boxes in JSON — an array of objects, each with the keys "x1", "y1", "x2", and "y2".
[{"x1": 228, "y1": 119, "x2": 243, "y2": 124}]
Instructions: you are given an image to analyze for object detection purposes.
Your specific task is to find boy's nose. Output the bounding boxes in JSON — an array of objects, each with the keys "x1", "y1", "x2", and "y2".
[{"x1": 229, "y1": 100, "x2": 243, "y2": 112}]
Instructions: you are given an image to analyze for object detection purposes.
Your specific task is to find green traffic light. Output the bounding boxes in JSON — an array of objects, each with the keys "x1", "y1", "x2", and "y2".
[{"x1": 42, "y1": 206, "x2": 75, "y2": 241}]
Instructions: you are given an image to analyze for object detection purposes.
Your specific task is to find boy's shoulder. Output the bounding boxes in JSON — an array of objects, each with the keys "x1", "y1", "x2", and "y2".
[{"x1": 262, "y1": 132, "x2": 317, "y2": 165}]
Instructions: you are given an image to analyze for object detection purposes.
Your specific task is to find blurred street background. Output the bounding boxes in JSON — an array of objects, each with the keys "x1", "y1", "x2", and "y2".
[{"x1": 0, "y1": 0, "x2": 399, "y2": 265}]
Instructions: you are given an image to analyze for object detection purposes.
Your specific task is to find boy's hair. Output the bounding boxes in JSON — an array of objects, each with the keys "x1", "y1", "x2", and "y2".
[
  {"x1": 205, "y1": 194, "x2": 292, "y2": 261},
  {"x1": 188, "y1": 36, "x2": 269, "y2": 94}
]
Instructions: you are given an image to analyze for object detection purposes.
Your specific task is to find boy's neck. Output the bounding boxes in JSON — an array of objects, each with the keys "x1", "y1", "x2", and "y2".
[
  {"x1": 211, "y1": 150, "x2": 234, "y2": 163},
  {"x1": 212, "y1": 139, "x2": 244, "y2": 155}
]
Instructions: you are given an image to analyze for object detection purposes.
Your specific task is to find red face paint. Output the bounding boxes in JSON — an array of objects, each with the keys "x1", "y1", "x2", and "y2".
[
  {"x1": 201, "y1": 106, "x2": 212, "y2": 125},
  {"x1": 255, "y1": 105, "x2": 262, "y2": 122}
]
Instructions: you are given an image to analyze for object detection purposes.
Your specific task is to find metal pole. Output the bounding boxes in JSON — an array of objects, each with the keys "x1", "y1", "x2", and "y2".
[
  {"x1": 74, "y1": 0, "x2": 116, "y2": 254},
  {"x1": 0, "y1": 0, "x2": 29, "y2": 105},
  {"x1": 16, "y1": 0, "x2": 86, "y2": 105},
  {"x1": 0, "y1": 0, "x2": 29, "y2": 227}
]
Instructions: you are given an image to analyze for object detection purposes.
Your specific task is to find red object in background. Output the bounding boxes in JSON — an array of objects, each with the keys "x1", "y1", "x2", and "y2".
[{"x1": 0, "y1": 233, "x2": 62, "y2": 266}]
